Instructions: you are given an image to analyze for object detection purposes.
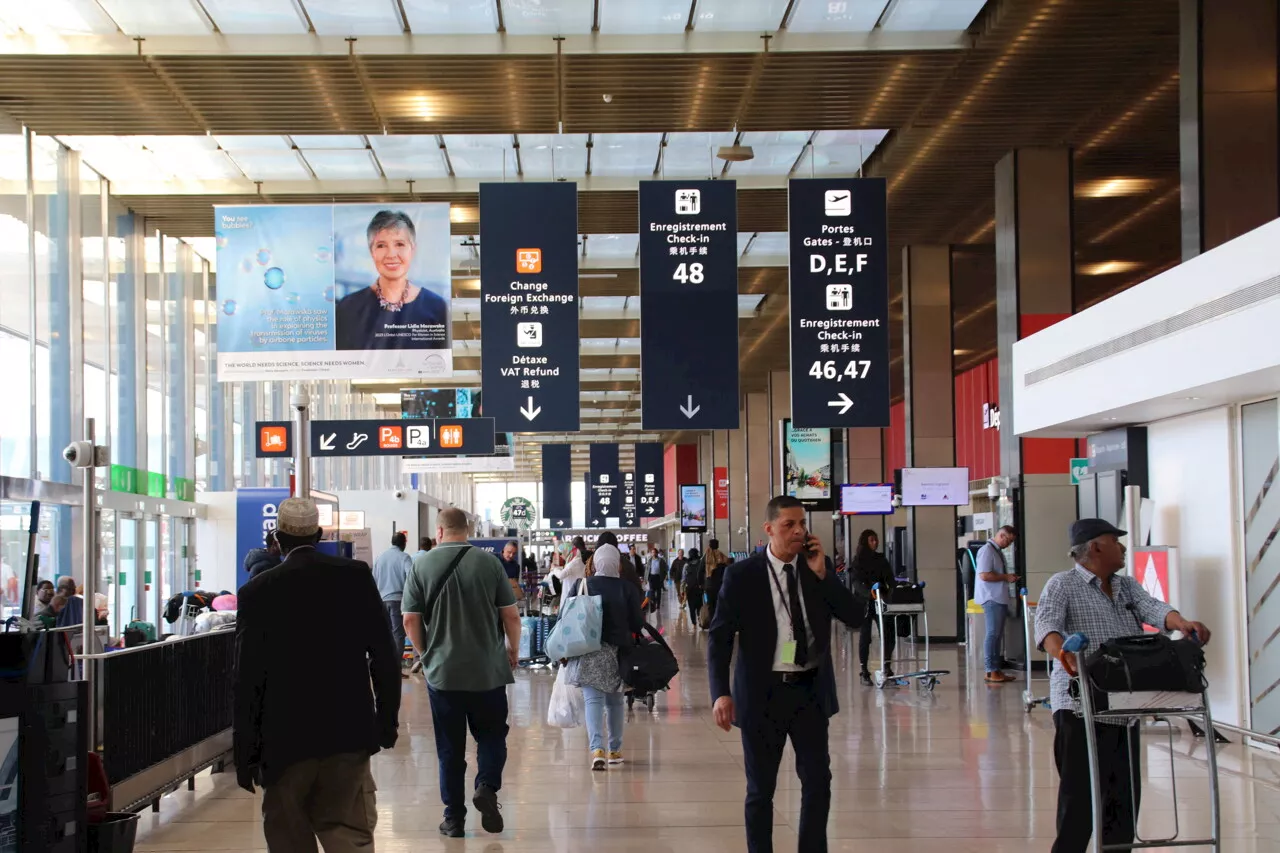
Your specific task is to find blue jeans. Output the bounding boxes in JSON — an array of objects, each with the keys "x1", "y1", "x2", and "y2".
[
  {"x1": 427, "y1": 686, "x2": 509, "y2": 820},
  {"x1": 581, "y1": 686, "x2": 624, "y2": 753},
  {"x1": 983, "y1": 601, "x2": 1009, "y2": 672}
]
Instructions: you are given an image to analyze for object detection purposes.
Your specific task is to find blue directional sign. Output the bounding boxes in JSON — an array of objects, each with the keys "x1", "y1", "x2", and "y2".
[
  {"x1": 635, "y1": 442, "x2": 666, "y2": 520},
  {"x1": 308, "y1": 418, "x2": 496, "y2": 458},
  {"x1": 541, "y1": 443, "x2": 572, "y2": 520},
  {"x1": 588, "y1": 443, "x2": 620, "y2": 524},
  {"x1": 622, "y1": 472, "x2": 638, "y2": 527},
  {"x1": 480, "y1": 183, "x2": 580, "y2": 432},
  {"x1": 787, "y1": 178, "x2": 890, "y2": 428},
  {"x1": 639, "y1": 180, "x2": 740, "y2": 430}
]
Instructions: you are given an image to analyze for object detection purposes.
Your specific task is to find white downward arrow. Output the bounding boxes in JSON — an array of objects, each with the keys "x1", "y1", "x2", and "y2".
[
  {"x1": 679, "y1": 395, "x2": 701, "y2": 419},
  {"x1": 319, "y1": 433, "x2": 337, "y2": 451},
  {"x1": 827, "y1": 392, "x2": 854, "y2": 415},
  {"x1": 519, "y1": 396, "x2": 541, "y2": 421}
]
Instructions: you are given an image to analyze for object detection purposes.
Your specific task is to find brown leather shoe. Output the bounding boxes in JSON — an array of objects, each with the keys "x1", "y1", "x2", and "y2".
[
  {"x1": 984, "y1": 672, "x2": 1004, "y2": 683},
  {"x1": 1000, "y1": 672, "x2": 1017, "y2": 682}
]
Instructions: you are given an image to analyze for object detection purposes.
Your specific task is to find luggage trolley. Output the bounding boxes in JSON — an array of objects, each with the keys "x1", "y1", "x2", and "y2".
[
  {"x1": 1061, "y1": 632, "x2": 1221, "y2": 853},
  {"x1": 870, "y1": 581, "x2": 950, "y2": 692},
  {"x1": 1020, "y1": 588, "x2": 1051, "y2": 713}
]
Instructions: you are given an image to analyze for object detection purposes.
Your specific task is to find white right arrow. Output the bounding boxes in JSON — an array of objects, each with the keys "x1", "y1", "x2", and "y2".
[
  {"x1": 827, "y1": 392, "x2": 854, "y2": 415},
  {"x1": 519, "y1": 396, "x2": 542, "y2": 421},
  {"x1": 319, "y1": 433, "x2": 337, "y2": 451},
  {"x1": 645, "y1": 506, "x2": 655, "y2": 515},
  {"x1": 679, "y1": 395, "x2": 701, "y2": 419}
]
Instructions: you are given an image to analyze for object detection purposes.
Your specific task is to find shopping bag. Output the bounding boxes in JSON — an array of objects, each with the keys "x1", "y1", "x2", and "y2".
[
  {"x1": 545, "y1": 578, "x2": 603, "y2": 661},
  {"x1": 547, "y1": 665, "x2": 585, "y2": 728}
]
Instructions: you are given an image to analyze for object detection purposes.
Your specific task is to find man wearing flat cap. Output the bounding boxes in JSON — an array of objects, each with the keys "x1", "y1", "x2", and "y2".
[
  {"x1": 235, "y1": 497, "x2": 402, "y2": 852},
  {"x1": 1034, "y1": 518, "x2": 1211, "y2": 853}
]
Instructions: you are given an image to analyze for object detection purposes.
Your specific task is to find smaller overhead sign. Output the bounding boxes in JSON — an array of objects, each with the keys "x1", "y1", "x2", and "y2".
[
  {"x1": 622, "y1": 473, "x2": 638, "y2": 528},
  {"x1": 635, "y1": 442, "x2": 666, "y2": 519},
  {"x1": 1070, "y1": 457, "x2": 1089, "y2": 485},
  {"x1": 255, "y1": 421, "x2": 294, "y2": 459},
  {"x1": 256, "y1": 418, "x2": 495, "y2": 459}
]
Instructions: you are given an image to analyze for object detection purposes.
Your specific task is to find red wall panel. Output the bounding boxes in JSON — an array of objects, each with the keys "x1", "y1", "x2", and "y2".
[
  {"x1": 953, "y1": 359, "x2": 1002, "y2": 480},
  {"x1": 884, "y1": 402, "x2": 906, "y2": 481}
]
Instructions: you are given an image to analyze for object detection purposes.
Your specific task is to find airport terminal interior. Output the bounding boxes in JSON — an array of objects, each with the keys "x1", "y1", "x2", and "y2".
[{"x1": 1, "y1": 0, "x2": 1280, "y2": 851}]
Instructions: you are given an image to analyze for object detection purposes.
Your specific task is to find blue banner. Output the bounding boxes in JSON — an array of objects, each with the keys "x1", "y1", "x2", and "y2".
[
  {"x1": 634, "y1": 442, "x2": 666, "y2": 520},
  {"x1": 468, "y1": 538, "x2": 512, "y2": 560},
  {"x1": 639, "y1": 180, "x2": 740, "y2": 430},
  {"x1": 236, "y1": 487, "x2": 291, "y2": 589},
  {"x1": 215, "y1": 203, "x2": 452, "y2": 382},
  {"x1": 787, "y1": 178, "x2": 890, "y2": 428},
  {"x1": 479, "y1": 183, "x2": 580, "y2": 432},
  {"x1": 589, "y1": 444, "x2": 620, "y2": 525},
  {"x1": 541, "y1": 444, "x2": 572, "y2": 520}
]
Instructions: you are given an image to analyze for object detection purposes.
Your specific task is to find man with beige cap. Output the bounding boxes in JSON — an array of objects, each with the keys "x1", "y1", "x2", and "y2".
[{"x1": 235, "y1": 497, "x2": 402, "y2": 852}]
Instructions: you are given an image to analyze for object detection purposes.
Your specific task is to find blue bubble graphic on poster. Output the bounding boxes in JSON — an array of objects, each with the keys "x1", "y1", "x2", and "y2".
[{"x1": 214, "y1": 203, "x2": 452, "y2": 382}]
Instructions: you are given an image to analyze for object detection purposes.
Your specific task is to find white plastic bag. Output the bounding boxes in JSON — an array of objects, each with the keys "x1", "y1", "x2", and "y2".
[{"x1": 547, "y1": 665, "x2": 585, "y2": 728}]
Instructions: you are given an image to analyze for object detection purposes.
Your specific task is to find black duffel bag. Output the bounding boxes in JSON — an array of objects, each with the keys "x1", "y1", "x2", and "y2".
[
  {"x1": 619, "y1": 623, "x2": 680, "y2": 693},
  {"x1": 1084, "y1": 633, "x2": 1207, "y2": 695}
]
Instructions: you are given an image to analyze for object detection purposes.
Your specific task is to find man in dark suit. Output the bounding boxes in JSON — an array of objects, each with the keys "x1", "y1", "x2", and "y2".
[
  {"x1": 708, "y1": 495, "x2": 863, "y2": 853},
  {"x1": 234, "y1": 497, "x2": 402, "y2": 852}
]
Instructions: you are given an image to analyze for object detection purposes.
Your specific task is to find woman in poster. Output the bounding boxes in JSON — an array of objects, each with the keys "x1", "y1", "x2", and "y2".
[{"x1": 335, "y1": 210, "x2": 448, "y2": 350}]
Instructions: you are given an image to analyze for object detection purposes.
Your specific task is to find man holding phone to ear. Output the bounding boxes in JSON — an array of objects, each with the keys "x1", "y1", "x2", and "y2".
[
  {"x1": 1035, "y1": 518, "x2": 1211, "y2": 853},
  {"x1": 708, "y1": 495, "x2": 863, "y2": 853}
]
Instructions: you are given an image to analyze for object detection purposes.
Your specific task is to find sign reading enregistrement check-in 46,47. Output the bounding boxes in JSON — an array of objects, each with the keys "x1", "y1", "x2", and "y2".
[
  {"x1": 787, "y1": 178, "x2": 890, "y2": 428},
  {"x1": 480, "y1": 183, "x2": 580, "y2": 433}
]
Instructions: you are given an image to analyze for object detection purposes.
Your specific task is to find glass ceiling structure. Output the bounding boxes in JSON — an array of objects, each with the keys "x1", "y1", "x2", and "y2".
[{"x1": 0, "y1": 1, "x2": 988, "y2": 39}]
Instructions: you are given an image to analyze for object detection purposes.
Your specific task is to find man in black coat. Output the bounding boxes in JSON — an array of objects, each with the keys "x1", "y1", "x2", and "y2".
[
  {"x1": 234, "y1": 497, "x2": 402, "y2": 851},
  {"x1": 708, "y1": 495, "x2": 863, "y2": 853}
]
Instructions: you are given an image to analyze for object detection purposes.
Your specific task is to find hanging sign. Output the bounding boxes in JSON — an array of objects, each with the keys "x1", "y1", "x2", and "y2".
[
  {"x1": 639, "y1": 180, "x2": 740, "y2": 430},
  {"x1": 480, "y1": 182, "x2": 580, "y2": 432},
  {"x1": 635, "y1": 442, "x2": 666, "y2": 520},
  {"x1": 541, "y1": 444, "x2": 573, "y2": 521},
  {"x1": 589, "y1": 443, "x2": 621, "y2": 524},
  {"x1": 787, "y1": 178, "x2": 890, "y2": 428},
  {"x1": 622, "y1": 473, "x2": 638, "y2": 528}
]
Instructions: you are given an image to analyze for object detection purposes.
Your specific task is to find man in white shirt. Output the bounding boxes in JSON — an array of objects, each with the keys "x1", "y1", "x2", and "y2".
[
  {"x1": 974, "y1": 525, "x2": 1018, "y2": 683},
  {"x1": 707, "y1": 496, "x2": 863, "y2": 853}
]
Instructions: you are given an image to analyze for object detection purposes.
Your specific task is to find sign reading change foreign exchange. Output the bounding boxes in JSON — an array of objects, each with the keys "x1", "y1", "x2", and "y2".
[{"x1": 787, "y1": 178, "x2": 890, "y2": 429}]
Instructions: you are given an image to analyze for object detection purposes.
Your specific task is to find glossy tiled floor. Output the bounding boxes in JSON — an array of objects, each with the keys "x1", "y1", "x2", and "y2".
[{"x1": 137, "y1": 596, "x2": 1280, "y2": 851}]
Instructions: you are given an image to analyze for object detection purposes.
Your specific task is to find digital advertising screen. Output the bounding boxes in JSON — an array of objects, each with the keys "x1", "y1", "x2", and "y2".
[
  {"x1": 840, "y1": 483, "x2": 894, "y2": 515},
  {"x1": 899, "y1": 467, "x2": 970, "y2": 507},
  {"x1": 215, "y1": 202, "x2": 452, "y2": 382},
  {"x1": 680, "y1": 484, "x2": 708, "y2": 533},
  {"x1": 780, "y1": 419, "x2": 834, "y2": 510}
]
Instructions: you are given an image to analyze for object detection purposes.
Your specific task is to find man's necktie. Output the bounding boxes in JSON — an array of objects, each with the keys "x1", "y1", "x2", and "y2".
[{"x1": 783, "y1": 563, "x2": 809, "y2": 667}]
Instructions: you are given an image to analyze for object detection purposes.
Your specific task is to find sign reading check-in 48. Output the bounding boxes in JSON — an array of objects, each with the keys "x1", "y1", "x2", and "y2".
[{"x1": 787, "y1": 178, "x2": 890, "y2": 428}]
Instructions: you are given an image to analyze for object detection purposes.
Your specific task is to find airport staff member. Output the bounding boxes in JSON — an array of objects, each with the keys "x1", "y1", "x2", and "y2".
[
  {"x1": 708, "y1": 495, "x2": 862, "y2": 853},
  {"x1": 1035, "y1": 518, "x2": 1211, "y2": 853}
]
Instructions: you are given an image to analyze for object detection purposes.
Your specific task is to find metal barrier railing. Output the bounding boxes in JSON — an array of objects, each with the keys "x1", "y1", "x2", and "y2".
[{"x1": 95, "y1": 628, "x2": 236, "y2": 786}]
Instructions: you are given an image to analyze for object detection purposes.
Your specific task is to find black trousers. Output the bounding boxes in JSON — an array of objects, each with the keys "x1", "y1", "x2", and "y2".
[
  {"x1": 1052, "y1": 711, "x2": 1142, "y2": 853},
  {"x1": 857, "y1": 613, "x2": 896, "y2": 669},
  {"x1": 741, "y1": 678, "x2": 831, "y2": 853},
  {"x1": 687, "y1": 590, "x2": 703, "y2": 625}
]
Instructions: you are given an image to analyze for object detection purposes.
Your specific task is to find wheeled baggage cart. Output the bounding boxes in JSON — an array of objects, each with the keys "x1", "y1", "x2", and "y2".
[
  {"x1": 1061, "y1": 632, "x2": 1221, "y2": 852},
  {"x1": 1021, "y1": 588, "x2": 1052, "y2": 713},
  {"x1": 870, "y1": 581, "x2": 949, "y2": 692}
]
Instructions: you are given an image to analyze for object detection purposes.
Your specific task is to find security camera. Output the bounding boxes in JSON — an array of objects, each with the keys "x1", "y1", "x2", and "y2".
[
  {"x1": 892, "y1": 494, "x2": 903, "y2": 508},
  {"x1": 393, "y1": 490, "x2": 405, "y2": 500},
  {"x1": 987, "y1": 481, "x2": 1000, "y2": 500},
  {"x1": 63, "y1": 441, "x2": 96, "y2": 469},
  {"x1": 291, "y1": 385, "x2": 311, "y2": 411},
  {"x1": 602, "y1": 93, "x2": 613, "y2": 103}
]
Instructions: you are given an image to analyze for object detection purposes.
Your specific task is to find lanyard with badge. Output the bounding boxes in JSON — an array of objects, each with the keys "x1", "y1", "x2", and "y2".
[{"x1": 768, "y1": 562, "x2": 802, "y2": 665}]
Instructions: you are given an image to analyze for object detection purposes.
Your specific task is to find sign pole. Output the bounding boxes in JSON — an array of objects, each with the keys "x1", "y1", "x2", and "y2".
[{"x1": 292, "y1": 383, "x2": 311, "y2": 498}]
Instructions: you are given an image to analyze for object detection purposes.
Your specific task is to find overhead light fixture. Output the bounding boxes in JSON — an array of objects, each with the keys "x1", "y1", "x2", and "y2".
[
  {"x1": 716, "y1": 145, "x2": 755, "y2": 162},
  {"x1": 1079, "y1": 261, "x2": 1142, "y2": 276},
  {"x1": 1076, "y1": 177, "x2": 1158, "y2": 198}
]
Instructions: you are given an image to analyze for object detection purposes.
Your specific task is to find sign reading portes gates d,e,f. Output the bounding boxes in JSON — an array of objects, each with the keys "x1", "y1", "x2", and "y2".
[{"x1": 787, "y1": 178, "x2": 890, "y2": 429}]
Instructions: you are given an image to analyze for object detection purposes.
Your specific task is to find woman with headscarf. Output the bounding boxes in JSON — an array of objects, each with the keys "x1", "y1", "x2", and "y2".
[
  {"x1": 563, "y1": 543, "x2": 644, "y2": 770},
  {"x1": 851, "y1": 529, "x2": 897, "y2": 685}
]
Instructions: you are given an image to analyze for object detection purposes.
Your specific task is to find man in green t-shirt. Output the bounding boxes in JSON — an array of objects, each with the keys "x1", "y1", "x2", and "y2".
[{"x1": 403, "y1": 507, "x2": 521, "y2": 839}]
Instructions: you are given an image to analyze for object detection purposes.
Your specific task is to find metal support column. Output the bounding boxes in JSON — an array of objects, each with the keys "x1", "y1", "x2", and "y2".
[{"x1": 293, "y1": 383, "x2": 311, "y2": 498}]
